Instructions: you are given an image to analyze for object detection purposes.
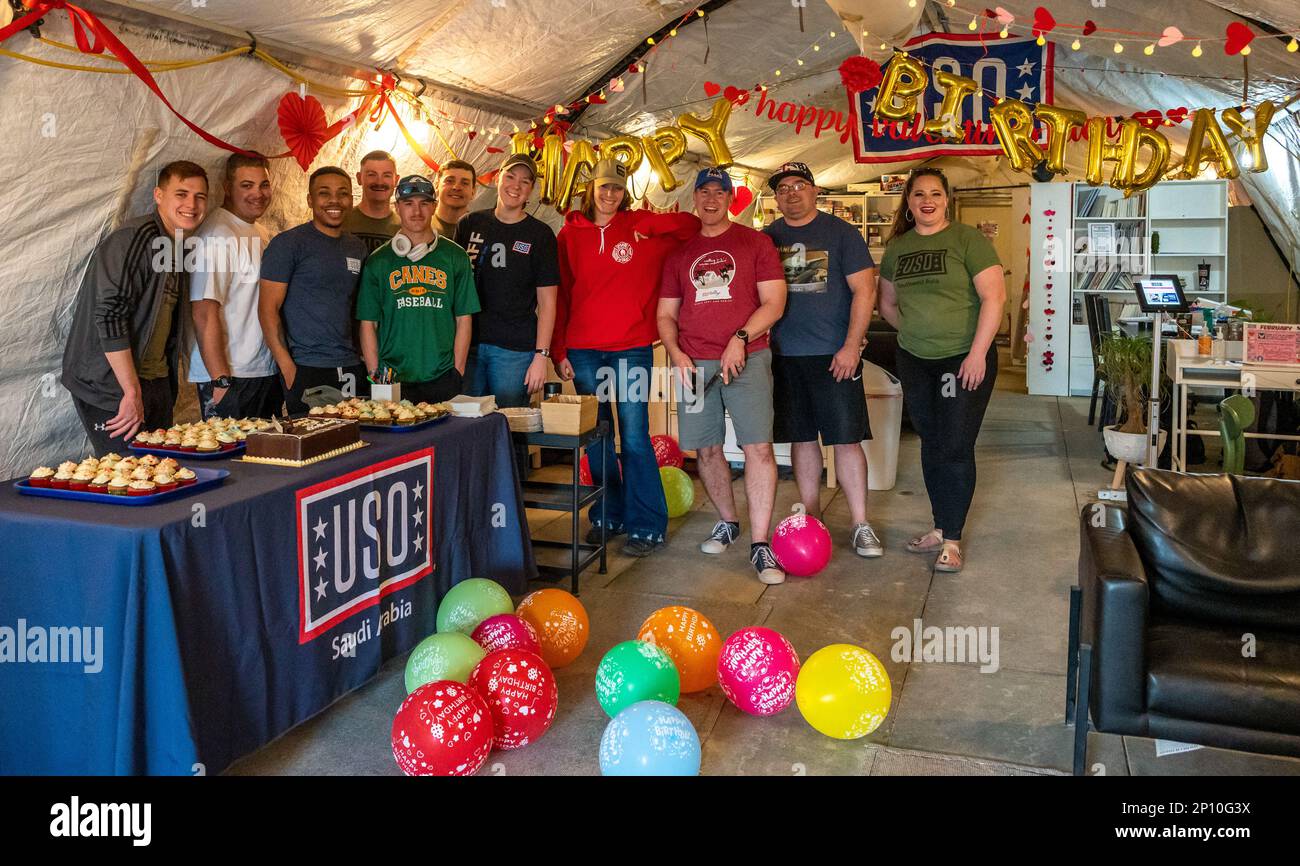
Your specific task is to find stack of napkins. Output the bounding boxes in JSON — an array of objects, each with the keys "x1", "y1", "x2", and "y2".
[{"x1": 448, "y1": 394, "x2": 498, "y2": 417}]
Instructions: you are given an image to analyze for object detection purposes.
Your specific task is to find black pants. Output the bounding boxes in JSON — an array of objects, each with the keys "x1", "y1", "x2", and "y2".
[
  {"x1": 196, "y1": 375, "x2": 283, "y2": 420},
  {"x1": 281, "y1": 363, "x2": 368, "y2": 415},
  {"x1": 73, "y1": 377, "x2": 174, "y2": 456},
  {"x1": 402, "y1": 368, "x2": 464, "y2": 404},
  {"x1": 895, "y1": 344, "x2": 997, "y2": 541}
]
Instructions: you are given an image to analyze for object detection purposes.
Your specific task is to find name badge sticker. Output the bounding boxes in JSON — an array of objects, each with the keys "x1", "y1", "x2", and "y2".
[
  {"x1": 512, "y1": 241, "x2": 532, "y2": 254},
  {"x1": 346, "y1": 257, "x2": 362, "y2": 274}
]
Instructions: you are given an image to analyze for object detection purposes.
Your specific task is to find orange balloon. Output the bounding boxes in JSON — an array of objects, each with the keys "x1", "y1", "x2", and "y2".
[
  {"x1": 516, "y1": 589, "x2": 589, "y2": 669},
  {"x1": 637, "y1": 606, "x2": 721, "y2": 693}
]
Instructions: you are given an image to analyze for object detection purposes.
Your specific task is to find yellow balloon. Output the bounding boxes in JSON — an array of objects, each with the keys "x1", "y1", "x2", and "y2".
[
  {"x1": 1084, "y1": 116, "x2": 1123, "y2": 187},
  {"x1": 873, "y1": 52, "x2": 927, "y2": 123},
  {"x1": 677, "y1": 97, "x2": 735, "y2": 168},
  {"x1": 1176, "y1": 108, "x2": 1239, "y2": 181},
  {"x1": 989, "y1": 98, "x2": 1041, "y2": 174},
  {"x1": 599, "y1": 134, "x2": 645, "y2": 175},
  {"x1": 923, "y1": 69, "x2": 978, "y2": 141},
  {"x1": 642, "y1": 126, "x2": 687, "y2": 193},
  {"x1": 1117, "y1": 121, "x2": 1172, "y2": 196},
  {"x1": 795, "y1": 644, "x2": 892, "y2": 740},
  {"x1": 557, "y1": 138, "x2": 598, "y2": 212},
  {"x1": 536, "y1": 133, "x2": 566, "y2": 205},
  {"x1": 1034, "y1": 103, "x2": 1087, "y2": 176},
  {"x1": 1221, "y1": 101, "x2": 1275, "y2": 173},
  {"x1": 509, "y1": 130, "x2": 535, "y2": 158}
]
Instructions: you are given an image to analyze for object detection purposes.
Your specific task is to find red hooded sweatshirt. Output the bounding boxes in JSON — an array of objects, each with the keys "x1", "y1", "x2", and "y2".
[{"x1": 551, "y1": 209, "x2": 700, "y2": 364}]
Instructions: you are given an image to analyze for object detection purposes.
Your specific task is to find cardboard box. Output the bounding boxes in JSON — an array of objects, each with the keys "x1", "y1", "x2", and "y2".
[
  {"x1": 370, "y1": 383, "x2": 402, "y2": 402},
  {"x1": 540, "y1": 394, "x2": 597, "y2": 435}
]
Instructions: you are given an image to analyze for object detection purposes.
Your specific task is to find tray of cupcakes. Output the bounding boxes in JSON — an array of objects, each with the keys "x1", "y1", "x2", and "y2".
[
  {"x1": 309, "y1": 398, "x2": 451, "y2": 432},
  {"x1": 130, "y1": 417, "x2": 277, "y2": 459},
  {"x1": 19, "y1": 453, "x2": 226, "y2": 505}
]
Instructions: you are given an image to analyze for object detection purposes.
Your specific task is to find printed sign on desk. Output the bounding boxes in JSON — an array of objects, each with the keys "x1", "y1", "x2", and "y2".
[
  {"x1": 296, "y1": 448, "x2": 434, "y2": 642},
  {"x1": 1244, "y1": 323, "x2": 1300, "y2": 366}
]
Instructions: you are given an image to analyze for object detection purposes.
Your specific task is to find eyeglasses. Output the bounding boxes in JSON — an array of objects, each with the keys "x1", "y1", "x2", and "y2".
[{"x1": 775, "y1": 182, "x2": 811, "y2": 195}]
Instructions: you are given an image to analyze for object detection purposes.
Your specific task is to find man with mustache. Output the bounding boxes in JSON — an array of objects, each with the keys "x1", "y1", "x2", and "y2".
[
  {"x1": 258, "y1": 166, "x2": 369, "y2": 414},
  {"x1": 433, "y1": 159, "x2": 477, "y2": 238},
  {"x1": 189, "y1": 153, "x2": 282, "y2": 419},
  {"x1": 343, "y1": 150, "x2": 401, "y2": 255},
  {"x1": 62, "y1": 160, "x2": 209, "y2": 453}
]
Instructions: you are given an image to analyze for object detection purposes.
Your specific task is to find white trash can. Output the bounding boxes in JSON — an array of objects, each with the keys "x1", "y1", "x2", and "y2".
[{"x1": 861, "y1": 361, "x2": 903, "y2": 491}]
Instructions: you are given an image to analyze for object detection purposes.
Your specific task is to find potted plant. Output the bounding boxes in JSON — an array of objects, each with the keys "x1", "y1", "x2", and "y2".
[{"x1": 1095, "y1": 332, "x2": 1167, "y2": 464}]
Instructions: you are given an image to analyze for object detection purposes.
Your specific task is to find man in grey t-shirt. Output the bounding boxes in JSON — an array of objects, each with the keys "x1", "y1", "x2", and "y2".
[{"x1": 258, "y1": 166, "x2": 369, "y2": 414}]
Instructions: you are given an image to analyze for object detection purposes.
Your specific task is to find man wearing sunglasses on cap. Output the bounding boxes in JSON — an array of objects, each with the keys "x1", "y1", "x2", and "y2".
[{"x1": 357, "y1": 175, "x2": 479, "y2": 404}]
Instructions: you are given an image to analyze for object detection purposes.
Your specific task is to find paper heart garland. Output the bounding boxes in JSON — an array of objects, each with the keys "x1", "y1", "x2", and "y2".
[
  {"x1": 728, "y1": 185, "x2": 755, "y2": 216},
  {"x1": 277, "y1": 92, "x2": 329, "y2": 171},
  {"x1": 609, "y1": 77, "x2": 625, "y2": 93},
  {"x1": 1166, "y1": 107, "x2": 1189, "y2": 124},
  {"x1": 1132, "y1": 110, "x2": 1164, "y2": 130},
  {"x1": 1032, "y1": 6, "x2": 1056, "y2": 36},
  {"x1": 994, "y1": 7, "x2": 1015, "y2": 26},
  {"x1": 723, "y1": 86, "x2": 750, "y2": 107},
  {"x1": 1082, "y1": 20, "x2": 1097, "y2": 37},
  {"x1": 704, "y1": 81, "x2": 722, "y2": 98},
  {"x1": 1158, "y1": 26, "x2": 1183, "y2": 47},
  {"x1": 1224, "y1": 22, "x2": 1254, "y2": 56},
  {"x1": 1022, "y1": 213, "x2": 1031, "y2": 224}
]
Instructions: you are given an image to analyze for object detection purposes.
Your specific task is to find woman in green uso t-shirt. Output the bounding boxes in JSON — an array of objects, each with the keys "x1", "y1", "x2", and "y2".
[{"x1": 878, "y1": 168, "x2": 1006, "y2": 574}]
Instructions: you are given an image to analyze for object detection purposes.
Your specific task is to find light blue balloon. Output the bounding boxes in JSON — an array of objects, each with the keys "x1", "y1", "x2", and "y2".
[{"x1": 599, "y1": 700, "x2": 701, "y2": 776}]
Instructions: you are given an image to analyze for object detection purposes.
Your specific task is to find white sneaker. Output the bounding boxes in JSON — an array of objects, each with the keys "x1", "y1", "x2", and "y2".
[
  {"x1": 852, "y1": 522, "x2": 884, "y2": 558},
  {"x1": 750, "y1": 543, "x2": 786, "y2": 585},
  {"x1": 701, "y1": 520, "x2": 740, "y2": 554}
]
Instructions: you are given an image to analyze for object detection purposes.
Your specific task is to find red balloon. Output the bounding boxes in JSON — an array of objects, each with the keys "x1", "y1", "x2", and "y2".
[
  {"x1": 651, "y1": 435, "x2": 684, "y2": 469},
  {"x1": 391, "y1": 681, "x2": 494, "y2": 776},
  {"x1": 472, "y1": 614, "x2": 542, "y2": 655},
  {"x1": 469, "y1": 649, "x2": 558, "y2": 749},
  {"x1": 579, "y1": 453, "x2": 622, "y2": 487}
]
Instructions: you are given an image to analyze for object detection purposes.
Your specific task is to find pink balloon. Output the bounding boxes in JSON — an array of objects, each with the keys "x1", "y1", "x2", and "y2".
[
  {"x1": 472, "y1": 614, "x2": 542, "y2": 655},
  {"x1": 771, "y1": 511, "x2": 832, "y2": 577},
  {"x1": 717, "y1": 627, "x2": 801, "y2": 716},
  {"x1": 651, "y1": 435, "x2": 684, "y2": 469}
]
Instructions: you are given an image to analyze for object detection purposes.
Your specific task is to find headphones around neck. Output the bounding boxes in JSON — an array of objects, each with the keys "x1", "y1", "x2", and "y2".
[{"x1": 391, "y1": 229, "x2": 438, "y2": 261}]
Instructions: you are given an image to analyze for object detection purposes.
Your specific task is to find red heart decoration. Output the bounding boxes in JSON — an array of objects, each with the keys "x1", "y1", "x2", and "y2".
[
  {"x1": 723, "y1": 86, "x2": 749, "y2": 106},
  {"x1": 1044, "y1": 209, "x2": 1056, "y2": 216},
  {"x1": 1044, "y1": 308, "x2": 1056, "y2": 315},
  {"x1": 1165, "y1": 107, "x2": 1189, "y2": 124},
  {"x1": 1082, "y1": 20, "x2": 1097, "y2": 36},
  {"x1": 1224, "y1": 22, "x2": 1254, "y2": 55},
  {"x1": 1032, "y1": 6, "x2": 1056, "y2": 36},
  {"x1": 704, "y1": 81, "x2": 722, "y2": 98},
  {"x1": 1022, "y1": 213, "x2": 1031, "y2": 224},
  {"x1": 1132, "y1": 110, "x2": 1164, "y2": 130},
  {"x1": 467, "y1": 130, "x2": 477, "y2": 140},
  {"x1": 729, "y1": 186, "x2": 755, "y2": 216},
  {"x1": 588, "y1": 92, "x2": 607, "y2": 105},
  {"x1": 486, "y1": 146, "x2": 504, "y2": 154},
  {"x1": 277, "y1": 92, "x2": 329, "y2": 171}
]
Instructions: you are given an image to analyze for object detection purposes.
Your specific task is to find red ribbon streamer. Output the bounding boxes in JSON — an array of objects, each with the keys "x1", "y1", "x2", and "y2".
[{"x1": 1, "y1": 1, "x2": 260, "y2": 155}]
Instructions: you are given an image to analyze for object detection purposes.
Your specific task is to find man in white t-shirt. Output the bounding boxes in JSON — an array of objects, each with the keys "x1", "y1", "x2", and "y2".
[{"x1": 189, "y1": 153, "x2": 282, "y2": 418}]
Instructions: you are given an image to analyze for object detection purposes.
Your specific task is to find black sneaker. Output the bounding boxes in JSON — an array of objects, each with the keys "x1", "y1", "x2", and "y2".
[
  {"x1": 622, "y1": 537, "x2": 664, "y2": 557},
  {"x1": 584, "y1": 524, "x2": 624, "y2": 545},
  {"x1": 750, "y1": 543, "x2": 786, "y2": 585},
  {"x1": 700, "y1": 520, "x2": 740, "y2": 554}
]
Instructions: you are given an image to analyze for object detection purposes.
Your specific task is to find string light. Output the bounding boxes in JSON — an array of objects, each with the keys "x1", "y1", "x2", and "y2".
[
  {"x1": 908, "y1": 0, "x2": 917, "y2": 7},
  {"x1": 669, "y1": 28, "x2": 677, "y2": 37},
  {"x1": 645, "y1": 37, "x2": 655, "y2": 46},
  {"x1": 947, "y1": 0, "x2": 956, "y2": 5},
  {"x1": 968, "y1": 16, "x2": 978, "y2": 31},
  {"x1": 774, "y1": 69, "x2": 782, "y2": 76},
  {"x1": 1192, "y1": 42, "x2": 1203, "y2": 57},
  {"x1": 1036, "y1": 35, "x2": 1045, "y2": 46},
  {"x1": 999, "y1": 26, "x2": 1009, "y2": 38},
  {"x1": 696, "y1": 9, "x2": 704, "y2": 16},
  {"x1": 1288, "y1": 38, "x2": 1298, "y2": 52},
  {"x1": 1071, "y1": 39, "x2": 1081, "y2": 50},
  {"x1": 813, "y1": 44, "x2": 820, "y2": 51},
  {"x1": 829, "y1": 31, "x2": 836, "y2": 37},
  {"x1": 1113, "y1": 42, "x2": 1124, "y2": 53},
  {"x1": 797, "y1": 58, "x2": 804, "y2": 65},
  {"x1": 1241, "y1": 45, "x2": 1251, "y2": 56},
  {"x1": 1144, "y1": 43, "x2": 1155, "y2": 55}
]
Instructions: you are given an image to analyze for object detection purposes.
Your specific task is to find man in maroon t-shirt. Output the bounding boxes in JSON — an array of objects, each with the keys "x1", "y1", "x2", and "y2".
[{"x1": 658, "y1": 168, "x2": 788, "y2": 584}]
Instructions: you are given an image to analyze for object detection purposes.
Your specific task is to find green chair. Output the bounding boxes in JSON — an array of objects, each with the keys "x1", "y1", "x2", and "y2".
[{"x1": 1218, "y1": 394, "x2": 1256, "y2": 475}]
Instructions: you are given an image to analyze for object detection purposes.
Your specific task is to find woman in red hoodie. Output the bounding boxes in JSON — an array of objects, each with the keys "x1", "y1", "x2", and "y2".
[{"x1": 552, "y1": 158, "x2": 699, "y2": 557}]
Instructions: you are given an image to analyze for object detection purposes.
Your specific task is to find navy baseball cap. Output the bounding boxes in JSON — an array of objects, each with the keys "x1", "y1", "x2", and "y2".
[
  {"x1": 694, "y1": 167, "x2": 734, "y2": 192},
  {"x1": 767, "y1": 161, "x2": 815, "y2": 190},
  {"x1": 396, "y1": 175, "x2": 435, "y2": 201}
]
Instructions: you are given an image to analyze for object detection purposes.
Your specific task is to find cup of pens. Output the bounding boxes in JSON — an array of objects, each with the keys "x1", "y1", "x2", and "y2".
[{"x1": 370, "y1": 364, "x2": 401, "y2": 402}]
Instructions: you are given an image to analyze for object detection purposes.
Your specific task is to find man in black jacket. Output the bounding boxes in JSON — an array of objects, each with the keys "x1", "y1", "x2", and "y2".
[{"x1": 62, "y1": 161, "x2": 209, "y2": 454}]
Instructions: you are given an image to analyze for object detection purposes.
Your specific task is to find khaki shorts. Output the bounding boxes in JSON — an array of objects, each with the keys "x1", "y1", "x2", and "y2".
[{"x1": 676, "y1": 348, "x2": 774, "y2": 450}]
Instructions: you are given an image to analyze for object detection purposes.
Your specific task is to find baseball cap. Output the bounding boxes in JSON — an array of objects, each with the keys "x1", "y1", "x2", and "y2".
[
  {"x1": 694, "y1": 167, "x2": 734, "y2": 192},
  {"x1": 395, "y1": 175, "x2": 435, "y2": 201},
  {"x1": 499, "y1": 152, "x2": 537, "y2": 181},
  {"x1": 767, "y1": 161, "x2": 816, "y2": 191},
  {"x1": 590, "y1": 158, "x2": 629, "y2": 189}
]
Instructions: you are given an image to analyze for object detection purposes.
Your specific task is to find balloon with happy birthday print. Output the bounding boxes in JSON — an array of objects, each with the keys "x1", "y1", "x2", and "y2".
[
  {"x1": 469, "y1": 649, "x2": 558, "y2": 749},
  {"x1": 637, "y1": 605, "x2": 721, "y2": 693},
  {"x1": 717, "y1": 627, "x2": 801, "y2": 717},
  {"x1": 516, "y1": 588, "x2": 589, "y2": 668},
  {"x1": 795, "y1": 644, "x2": 892, "y2": 740},
  {"x1": 391, "y1": 680, "x2": 494, "y2": 776},
  {"x1": 771, "y1": 504, "x2": 833, "y2": 577},
  {"x1": 471, "y1": 614, "x2": 542, "y2": 656}
]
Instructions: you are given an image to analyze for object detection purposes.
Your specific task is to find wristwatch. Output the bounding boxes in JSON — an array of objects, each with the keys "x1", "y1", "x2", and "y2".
[
  {"x1": 734, "y1": 329, "x2": 750, "y2": 344},
  {"x1": 534, "y1": 348, "x2": 551, "y2": 358},
  {"x1": 213, "y1": 375, "x2": 233, "y2": 389}
]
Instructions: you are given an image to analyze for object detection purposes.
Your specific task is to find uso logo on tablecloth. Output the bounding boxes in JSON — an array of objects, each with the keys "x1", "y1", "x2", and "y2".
[{"x1": 296, "y1": 449, "x2": 434, "y2": 643}]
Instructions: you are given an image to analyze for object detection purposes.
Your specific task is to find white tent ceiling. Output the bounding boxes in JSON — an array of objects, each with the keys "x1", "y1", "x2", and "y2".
[{"x1": 1, "y1": 0, "x2": 1298, "y2": 475}]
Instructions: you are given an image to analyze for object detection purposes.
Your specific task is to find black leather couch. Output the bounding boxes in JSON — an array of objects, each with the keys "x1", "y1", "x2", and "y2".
[{"x1": 1068, "y1": 468, "x2": 1300, "y2": 775}]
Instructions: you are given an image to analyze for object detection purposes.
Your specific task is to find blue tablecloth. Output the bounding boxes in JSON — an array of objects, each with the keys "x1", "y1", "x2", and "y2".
[{"x1": 0, "y1": 415, "x2": 535, "y2": 775}]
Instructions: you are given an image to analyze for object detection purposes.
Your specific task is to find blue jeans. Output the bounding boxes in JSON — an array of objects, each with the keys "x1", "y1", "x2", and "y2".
[
  {"x1": 465, "y1": 343, "x2": 534, "y2": 408},
  {"x1": 567, "y1": 345, "x2": 667, "y2": 543}
]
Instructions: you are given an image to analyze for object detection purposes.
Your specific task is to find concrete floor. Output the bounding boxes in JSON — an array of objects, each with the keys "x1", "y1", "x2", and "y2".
[{"x1": 227, "y1": 352, "x2": 1300, "y2": 777}]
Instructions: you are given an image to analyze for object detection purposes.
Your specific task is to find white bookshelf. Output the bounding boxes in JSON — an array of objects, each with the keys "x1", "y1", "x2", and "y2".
[{"x1": 757, "y1": 190, "x2": 900, "y2": 259}]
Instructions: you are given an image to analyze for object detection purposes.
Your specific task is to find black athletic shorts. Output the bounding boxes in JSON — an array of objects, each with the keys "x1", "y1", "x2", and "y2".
[{"x1": 772, "y1": 353, "x2": 871, "y2": 446}]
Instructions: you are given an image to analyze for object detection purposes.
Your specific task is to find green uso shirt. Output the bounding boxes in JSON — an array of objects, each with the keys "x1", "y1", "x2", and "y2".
[
  {"x1": 879, "y1": 223, "x2": 1001, "y2": 360},
  {"x1": 355, "y1": 238, "x2": 480, "y2": 382}
]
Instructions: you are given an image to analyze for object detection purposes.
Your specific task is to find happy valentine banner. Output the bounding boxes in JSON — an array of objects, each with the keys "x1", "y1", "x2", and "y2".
[{"x1": 851, "y1": 33, "x2": 1053, "y2": 164}]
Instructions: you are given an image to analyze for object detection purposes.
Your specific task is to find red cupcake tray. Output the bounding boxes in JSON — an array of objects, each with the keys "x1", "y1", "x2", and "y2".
[
  {"x1": 16, "y1": 468, "x2": 229, "y2": 505},
  {"x1": 130, "y1": 442, "x2": 245, "y2": 460}
]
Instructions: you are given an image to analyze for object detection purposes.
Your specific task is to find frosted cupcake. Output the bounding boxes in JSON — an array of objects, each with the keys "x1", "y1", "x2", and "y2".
[
  {"x1": 196, "y1": 438, "x2": 221, "y2": 453},
  {"x1": 89, "y1": 472, "x2": 112, "y2": 493},
  {"x1": 127, "y1": 479, "x2": 157, "y2": 497},
  {"x1": 58, "y1": 461, "x2": 78, "y2": 475},
  {"x1": 70, "y1": 468, "x2": 96, "y2": 492},
  {"x1": 216, "y1": 432, "x2": 237, "y2": 450},
  {"x1": 175, "y1": 467, "x2": 197, "y2": 486},
  {"x1": 28, "y1": 466, "x2": 54, "y2": 488},
  {"x1": 52, "y1": 468, "x2": 75, "y2": 489},
  {"x1": 139, "y1": 454, "x2": 160, "y2": 467},
  {"x1": 107, "y1": 476, "x2": 131, "y2": 496},
  {"x1": 153, "y1": 473, "x2": 177, "y2": 492}
]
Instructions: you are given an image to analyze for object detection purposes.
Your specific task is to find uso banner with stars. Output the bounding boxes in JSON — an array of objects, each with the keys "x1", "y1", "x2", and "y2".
[{"x1": 851, "y1": 33, "x2": 1054, "y2": 164}]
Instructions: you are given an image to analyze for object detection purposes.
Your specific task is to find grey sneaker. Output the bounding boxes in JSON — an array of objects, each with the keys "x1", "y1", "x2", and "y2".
[
  {"x1": 852, "y1": 522, "x2": 884, "y2": 558},
  {"x1": 585, "y1": 524, "x2": 624, "y2": 546},
  {"x1": 701, "y1": 520, "x2": 740, "y2": 554},
  {"x1": 750, "y1": 543, "x2": 786, "y2": 585},
  {"x1": 622, "y1": 537, "x2": 664, "y2": 557}
]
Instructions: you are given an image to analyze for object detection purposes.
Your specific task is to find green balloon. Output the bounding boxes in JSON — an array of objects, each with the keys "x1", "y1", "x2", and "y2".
[
  {"x1": 404, "y1": 632, "x2": 487, "y2": 693},
  {"x1": 660, "y1": 466, "x2": 694, "y2": 519},
  {"x1": 436, "y1": 578, "x2": 514, "y2": 635},
  {"x1": 595, "y1": 640, "x2": 680, "y2": 718}
]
